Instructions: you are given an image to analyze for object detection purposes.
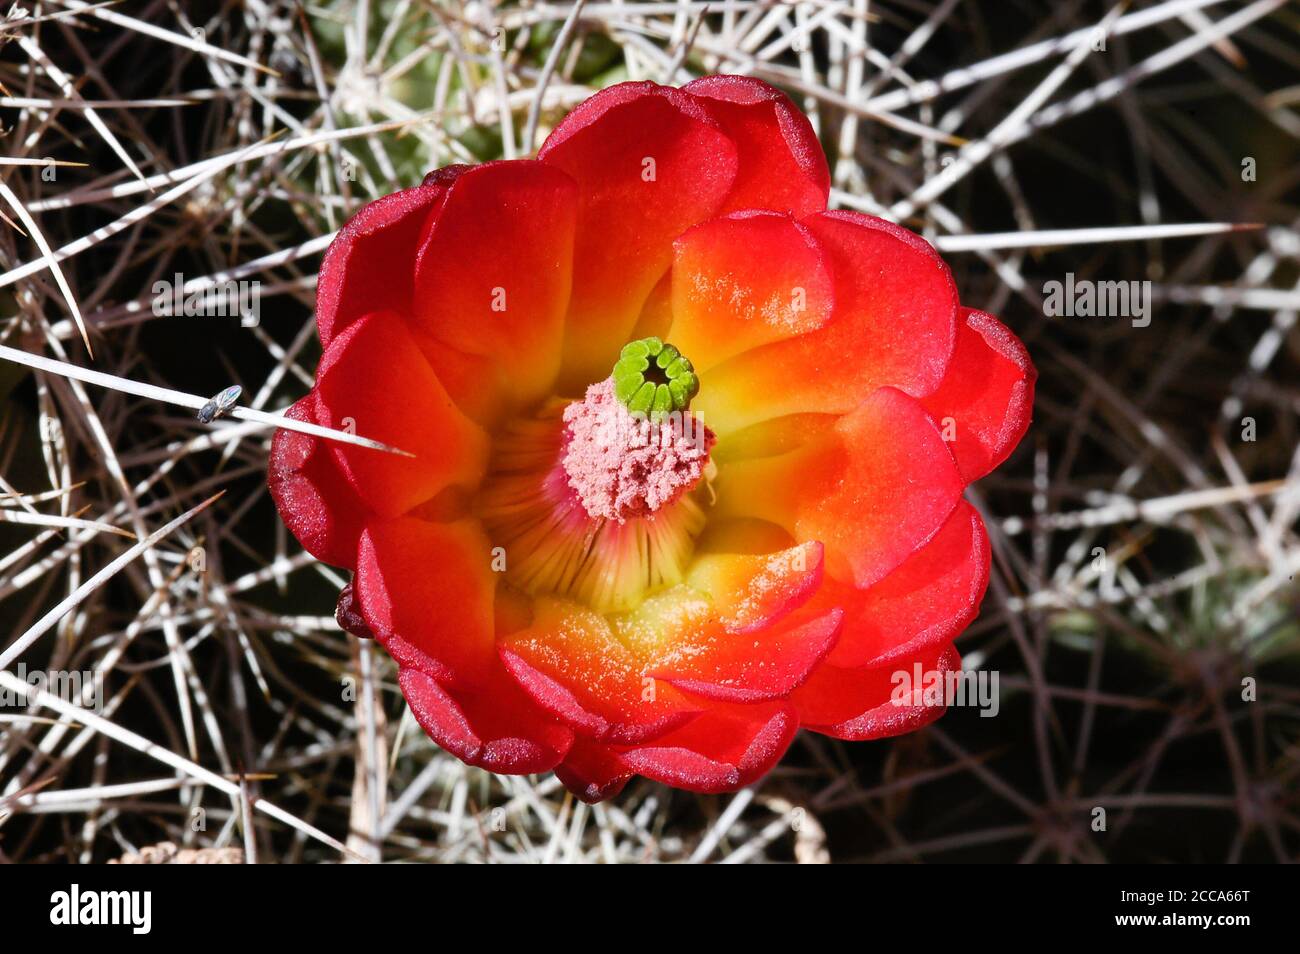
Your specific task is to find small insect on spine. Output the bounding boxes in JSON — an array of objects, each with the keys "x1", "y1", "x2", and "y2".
[{"x1": 197, "y1": 385, "x2": 242, "y2": 424}]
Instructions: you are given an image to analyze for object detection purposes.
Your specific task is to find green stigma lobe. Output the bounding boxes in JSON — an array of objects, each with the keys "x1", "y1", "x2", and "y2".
[{"x1": 613, "y1": 338, "x2": 698, "y2": 417}]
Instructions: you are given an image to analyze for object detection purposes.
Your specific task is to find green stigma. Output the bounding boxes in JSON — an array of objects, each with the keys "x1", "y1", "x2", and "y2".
[{"x1": 612, "y1": 337, "x2": 699, "y2": 418}]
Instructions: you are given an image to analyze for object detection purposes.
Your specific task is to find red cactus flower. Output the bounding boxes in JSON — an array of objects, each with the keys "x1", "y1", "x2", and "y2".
[{"x1": 269, "y1": 76, "x2": 1035, "y2": 802}]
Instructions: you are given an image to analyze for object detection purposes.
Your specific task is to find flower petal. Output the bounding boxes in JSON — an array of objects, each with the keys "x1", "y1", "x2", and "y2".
[
  {"x1": 684, "y1": 541, "x2": 824, "y2": 633},
  {"x1": 553, "y1": 739, "x2": 634, "y2": 803},
  {"x1": 355, "y1": 517, "x2": 497, "y2": 689},
  {"x1": 682, "y1": 75, "x2": 830, "y2": 216},
  {"x1": 822, "y1": 501, "x2": 990, "y2": 669},
  {"x1": 651, "y1": 607, "x2": 842, "y2": 704},
  {"x1": 316, "y1": 311, "x2": 489, "y2": 518},
  {"x1": 499, "y1": 597, "x2": 702, "y2": 744},
  {"x1": 410, "y1": 340, "x2": 506, "y2": 429},
  {"x1": 412, "y1": 160, "x2": 577, "y2": 414},
  {"x1": 669, "y1": 211, "x2": 833, "y2": 373},
  {"x1": 619, "y1": 702, "x2": 799, "y2": 794},
  {"x1": 399, "y1": 664, "x2": 572, "y2": 775},
  {"x1": 538, "y1": 81, "x2": 738, "y2": 391},
  {"x1": 921, "y1": 308, "x2": 1035, "y2": 482},
  {"x1": 695, "y1": 210, "x2": 957, "y2": 435},
  {"x1": 267, "y1": 392, "x2": 365, "y2": 568},
  {"x1": 316, "y1": 182, "x2": 445, "y2": 349},
  {"x1": 714, "y1": 386, "x2": 965, "y2": 588},
  {"x1": 794, "y1": 642, "x2": 961, "y2": 739}
]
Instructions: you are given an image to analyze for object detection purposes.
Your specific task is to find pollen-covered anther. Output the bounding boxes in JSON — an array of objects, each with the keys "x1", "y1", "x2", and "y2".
[{"x1": 562, "y1": 376, "x2": 715, "y2": 523}]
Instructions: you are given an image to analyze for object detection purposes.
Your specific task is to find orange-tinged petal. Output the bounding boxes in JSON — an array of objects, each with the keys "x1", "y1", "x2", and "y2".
[
  {"x1": 714, "y1": 387, "x2": 965, "y2": 588},
  {"x1": 499, "y1": 597, "x2": 701, "y2": 743},
  {"x1": 684, "y1": 541, "x2": 823, "y2": 633},
  {"x1": 669, "y1": 211, "x2": 833, "y2": 373},
  {"x1": 794, "y1": 643, "x2": 960, "y2": 740},
  {"x1": 822, "y1": 501, "x2": 990, "y2": 668},
  {"x1": 921, "y1": 308, "x2": 1035, "y2": 482},
  {"x1": 316, "y1": 311, "x2": 489, "y2": 518},
  {"x1": 608, "y1": 583, "x2": 715, "y2": 657},
  {"x1": 695, "y1": 210, "x2": 957, "y2": 435},
  {"x1": 628, "y1": 269, "x2": 674, "y2": 342},
  {"x1": 607, "y1": 579, "x2": 839, "y2": 704},
  {"x1": 710, "y1": 412, "x2": 839, "y2": 465},
  {"x1": 651, "y1": 607, "x2": 842, "y2": 704},
  {"x1": 693, "y1": 515, "x2": 798, "y2": 556},
  {"x1": 411, "y1": 337, "x2": 509, "y2": 429},
  {"x1": 412, "y1": 160, "x2": 577, "y2": 412},
  {"x1": 355, "y1": 517, "x2": 497, "y2": 689},
  {"x1": 538, "y1": 82, "x2": 738, "y2": 391},
  {"x1": 682, "y1": 75, "x2": 830, "y2": 216}
]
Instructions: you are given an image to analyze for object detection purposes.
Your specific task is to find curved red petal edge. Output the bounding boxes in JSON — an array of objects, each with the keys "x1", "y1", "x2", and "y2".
[
  {"x1": 921, "y1": 308, "x2": 1036, "y2": 482},
  {"x1": 553, "y1": 739, "x2": 634, "y2": 804},
  {"x1": 334, "y1": 582, "x2": 373, "y2": 640},
  {"x1": 653, "y1": 607, "x2": 843, "y2": 704},
  {"x1": 797, "y1": 643, "x2": 962, "y2": 740},
  {"x1": 354, "y1": 517, "x2": 498, "y2": 690},
  {"x1": 618, "y1": 702, "x2": 800, "y2": 795},
  {"x1": 680, "y1": 74, "x2": 830, "y2": 216},
  {"x1": 811, "y1": 210, "x2": 959, "y2": 401},
  {"x1": 540, "y1": 76, "x2": 829, "y2": 219},
  {"x1": 399, "y1": 665, "x2": 574, "y2": 775},
  {"x1": 499, "y1": 646, "x2": 702, "y2": 745},
  {"x1": 315, "y1": 181, "x2": 446, "y2": 350},
  {"x1": 824, "y1": 500, "x2": 991, "y2": 669},
  {"x1": 267, "y1": 392, "x2": 365, "y2": 569},
  {"x1": 500, "y1": 647, "x2": 610, "y2": 737},
  {"x1": 791, "y1": 386, "x2": 966, "y2": 590}
]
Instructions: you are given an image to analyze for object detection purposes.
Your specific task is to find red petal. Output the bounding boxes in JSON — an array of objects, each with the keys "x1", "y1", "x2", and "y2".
[
  {"x1": 652, "y1": 607, "x2": 842, "y2": 704},
  {"x1": 399, "y1": 664, "x2": 572, "y2": 775},
  {"x1": 921, "y1": 308, "x2": 1036, "y2": 482},
  {"x1": 501, "y1": 649, "x2": 611, "y2": 738},
  {"x1": 409, "y1": 340, "x2": 506, "y2": 428},
  {"x1": 412, "y1": 161, "x2": 577, "y2": 413},
  {"x1": 553, "y1": 739, "x2": 634, "y2": 804},
  {"x1": 695, "y1": 210, "x2": 957, "y2": 435},
  {"x1": 267, "y1": 392, "x2": 365, "y2": 568},
  {"x1": 682, "y1": 75, "x2": 829, "y2": 216},
  {"x1": 355, "y1": 517, "x2": 497, "y2": 688},
  {"x1": 824, "y1": 501, "x2": 990, "y2": 669},
  {"x1": 619, "y1": 702, "x2": 799, "y2": 794},
  {"x1": 316, "y1": 311, "x2": 489, "y2": 517},
  {"x1": 714, "y1": 387, "x2": 965, "y2": 589},
  {"x1": 316, "y1": 183, "x2": 445, "y2": 349},
  {"x1": 669, "y1": 211, "x2": 834, "y2": 373},
  {"x1": 685, "y1": 541, "x2": 824, "y2": 633},
  {"x1": 794, "y1": 643, "x2": 961, "y2": 739},
  {"x1": 498, "y1": 597, "x2": 702, "y2": 744},
  {"x1": 538, "y1": 81, "x2": 738, "y2": 390}
]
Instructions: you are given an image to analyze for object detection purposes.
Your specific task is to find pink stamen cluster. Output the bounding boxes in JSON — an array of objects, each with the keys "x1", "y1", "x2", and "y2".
[{"x1": 562, "y1": 378, "x2": 715, "y2": 523}]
